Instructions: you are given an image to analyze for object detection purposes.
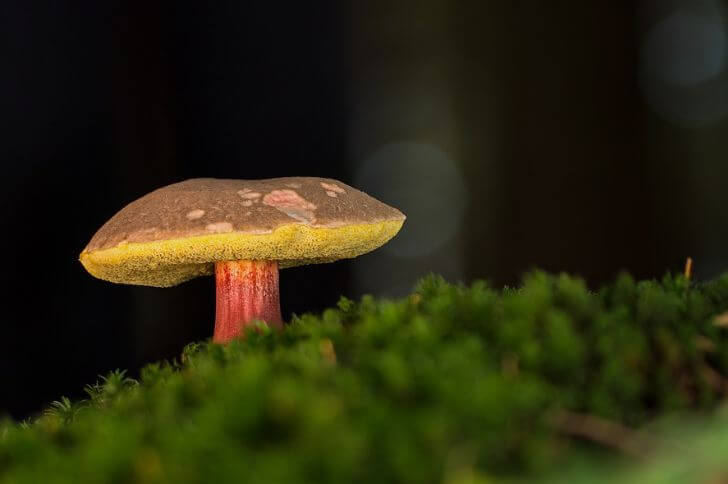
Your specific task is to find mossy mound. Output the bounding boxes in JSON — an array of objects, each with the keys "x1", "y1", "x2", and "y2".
[{"x1": 3, "y1": 271, "x2": 728, "y2": 483}]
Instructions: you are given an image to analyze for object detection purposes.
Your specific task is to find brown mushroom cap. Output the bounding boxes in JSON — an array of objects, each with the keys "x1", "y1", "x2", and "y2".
[{"x1": 80, "y1": 177, "x2": 406, "y2": 287}]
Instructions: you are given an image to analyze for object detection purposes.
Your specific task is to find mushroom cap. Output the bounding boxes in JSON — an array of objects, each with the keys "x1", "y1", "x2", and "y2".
[{"x1": 80, "y1": 177, "x2": 406, "y2": 287}]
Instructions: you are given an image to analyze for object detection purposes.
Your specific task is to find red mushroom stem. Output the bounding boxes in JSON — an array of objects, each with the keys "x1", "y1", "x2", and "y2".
[{"x1": 213, "y1": 259, "x2": 283, "y2": 343}]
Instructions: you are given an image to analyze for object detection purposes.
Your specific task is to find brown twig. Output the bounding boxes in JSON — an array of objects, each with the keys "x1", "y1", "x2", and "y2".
[
  {"x1": 547, "y1": 410, "x2": 658, "y2": 458},
  {"x1": 695, "y1": 336, "x2": 717, "y2": 353},
  {"x1": 684, "y1": 257, "x2": 694, "y2": 281},
  {"x1": 699, "y1": 364, "x2": 728, "y2": 393},
  {"x1": 714, "y1": 312, "x2": 728, "y2": 328}
]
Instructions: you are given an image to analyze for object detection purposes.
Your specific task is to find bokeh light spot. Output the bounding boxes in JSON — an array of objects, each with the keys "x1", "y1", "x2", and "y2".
[
  {"x1": 642, "y1": 11, "x2": 726, "y2": 86},
  {"x1": 354, "y1": 142, "x2": 467, "y2": 259},
  {"x1": 639, "y1": 3, "x2": 728, "y2": 126}
]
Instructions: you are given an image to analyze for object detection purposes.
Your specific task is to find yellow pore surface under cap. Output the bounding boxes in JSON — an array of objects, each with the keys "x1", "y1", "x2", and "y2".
[{"x1": 80, "y1": 220, "x2": 404, "y2": 287}]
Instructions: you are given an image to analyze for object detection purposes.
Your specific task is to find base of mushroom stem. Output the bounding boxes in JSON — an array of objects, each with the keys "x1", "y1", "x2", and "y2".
[{"x1": 213, "y1": 259, "x2": 283, "y2": 343}]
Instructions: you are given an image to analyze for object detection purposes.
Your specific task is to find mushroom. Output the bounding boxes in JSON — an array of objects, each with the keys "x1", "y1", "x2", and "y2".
[{"x1": 79, "y1": 177, "x2": 406, "y2": 343}]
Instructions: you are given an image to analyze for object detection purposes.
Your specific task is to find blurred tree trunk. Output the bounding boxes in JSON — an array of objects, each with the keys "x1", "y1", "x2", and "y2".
[
  {"x1": 112, "y1": 0, "x2": 183, "y2": 363},
  {"x1": 454, "y1": 3, "x2": 671, "y2": 285},
  {"x1": 112, "y1": 0, "x2": 176, "y2": 192}
]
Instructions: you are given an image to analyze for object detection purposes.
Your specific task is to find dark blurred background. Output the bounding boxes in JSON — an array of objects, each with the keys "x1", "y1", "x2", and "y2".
[{"x1": 2, "y1": 0, "x2": 727, "y2": 418}]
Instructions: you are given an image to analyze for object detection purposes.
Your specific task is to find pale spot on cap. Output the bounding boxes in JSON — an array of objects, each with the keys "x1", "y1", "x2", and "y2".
[
  {"x1": 326, "y1": 191, "x2": 338, "y2": 198},
  {"x1": 128, "y1": 227, "x2": 159, "y2": 242},
  {"x1": 186, "y1": 209, "x2": 205, "y2": 220},
  {"x1": 263, "y1": 189, "x2": 317, "y2": 224},
  {"x1": 320, "y1": 182, "x2": 345, "y2": 194},
  {"x1": 206, "y1": 221, "x2": 234, "y2": 233},
  {"x1": 263, "y1": 189, "x2": 316, "y2": 209},
  {"x1": 286, "y1": 182, "x2": 302, "y2": 188},
  {"x1": 242, "y1": 200, "x2": 253, "y2": 207},
  {"x1": 239, "y1": 191, "x2": 261, "y2": 199},
  {"x1": 280, "y1": 209, "x2": 316, "y2": 224}
]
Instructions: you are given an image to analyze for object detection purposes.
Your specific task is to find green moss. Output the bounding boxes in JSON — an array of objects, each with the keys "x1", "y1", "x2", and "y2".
[{"x1": 3, "y1": 271, "x2": 728, "y2": 483}]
